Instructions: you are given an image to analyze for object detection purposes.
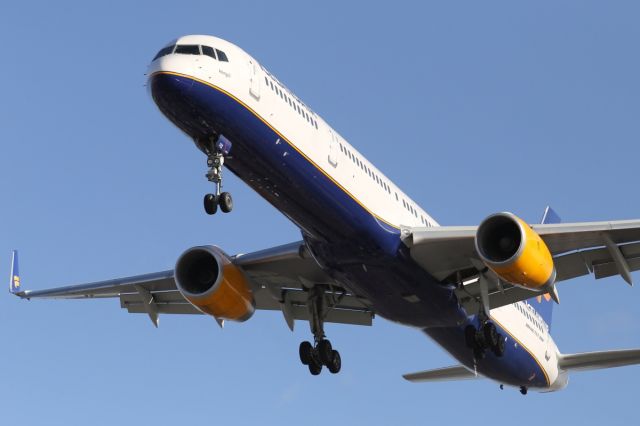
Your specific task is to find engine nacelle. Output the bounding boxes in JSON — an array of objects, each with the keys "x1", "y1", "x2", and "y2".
[
  {"x1": 475, "y1": 212, "x2": 556, "y2": 290},
  {"x1": 174, "y1": 246, "x2": 255, "y2": 321}
]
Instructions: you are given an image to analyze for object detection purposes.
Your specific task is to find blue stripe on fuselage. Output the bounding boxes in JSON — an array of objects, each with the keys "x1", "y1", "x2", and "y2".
[{"x1": 149, "y1": 71, "x2": 549, "y2": 388}]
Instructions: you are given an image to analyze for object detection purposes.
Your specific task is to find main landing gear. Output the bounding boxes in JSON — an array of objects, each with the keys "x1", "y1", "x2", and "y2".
[
  {"x1": 203, "y1": 136, "x2": 233, "y2": 215},
  {"x1": 298, "y1": 286, "x2": 342, "y2": 375},
  {"x1": 500, "y1": 384, "x2": 529, "y2": 395},
  {"x1": 465, "y1": 319, "x2": 505, "y2": 360}
]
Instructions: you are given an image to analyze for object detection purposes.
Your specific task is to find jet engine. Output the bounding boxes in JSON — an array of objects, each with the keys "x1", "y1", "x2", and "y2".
[
  {"x1": 474, "y1": 212, "x2": 556, "y2": 291},
  {"x1": 174, "y1": 246, "x2": 255, "y2": 321}
]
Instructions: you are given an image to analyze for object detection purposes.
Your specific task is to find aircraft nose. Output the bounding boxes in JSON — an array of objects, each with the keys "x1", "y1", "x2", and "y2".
[{"x1": 149, "y1": 72, "x2": 194, "y2": 108}]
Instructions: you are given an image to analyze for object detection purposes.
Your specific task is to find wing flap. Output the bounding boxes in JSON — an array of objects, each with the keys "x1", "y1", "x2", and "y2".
[
  {"x1": 558, "y1": 349, "x2": 640, "y2": 371},
  {"x1": 123, "y1": 302, "x2": 202, "y2": 315},
  {"x1": 403, "y1": 365, "x2": 478, "y2": 383}
]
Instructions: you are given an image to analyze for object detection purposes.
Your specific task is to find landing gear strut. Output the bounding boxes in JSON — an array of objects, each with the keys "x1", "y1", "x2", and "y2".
[
  {"x1": 298, "y1": 286, "x2": 342, "y2": 375},
  {"x1": 202, "y1": 135, "x2": 233, "y2": 215},
  {"x1": 465, "y1": 318, "x2": 505, "y2": 360}
]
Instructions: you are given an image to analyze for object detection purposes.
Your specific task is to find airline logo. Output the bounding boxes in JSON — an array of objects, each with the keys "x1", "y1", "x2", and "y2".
[{"x1": 12, "y1": 275, "x2": 20, "y2": 289}]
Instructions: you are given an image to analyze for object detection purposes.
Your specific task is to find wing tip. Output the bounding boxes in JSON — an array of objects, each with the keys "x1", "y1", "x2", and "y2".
[{"x1": 9, "y1": 249, "x2": 21, "y2": 295}]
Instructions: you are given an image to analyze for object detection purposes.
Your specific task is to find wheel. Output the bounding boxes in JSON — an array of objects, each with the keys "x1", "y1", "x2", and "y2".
[
  {"x1": 299, "y1": 341, "x2": 313, "y2": 365},
  {"x1": 318, "y1": 339, "x2": 333, "y2": 365},
  {"x1": 219, "y1": 192, "x2": 233, "y2": 213},
  {"x1": 492, "y1": 334, "x2": 506, "y2": 357},
  {"x1": 204, "y1": 193, "x2": 217, "y2": 215},
  {"x1": 328, "y1": 350, "x2": 341, "y2": 374},
  {"x1": 308, "y1": 361, "x2": 322, "y2": 375},
  {"x1": 520, "y1": 386, "x2": 528, "y2": 395},
  {"x1": 483, "y1": 322, "x2": 498, "y2": 348},
  {"x1": 464, "y1": 325, "x2": 477, "y2": 348}
]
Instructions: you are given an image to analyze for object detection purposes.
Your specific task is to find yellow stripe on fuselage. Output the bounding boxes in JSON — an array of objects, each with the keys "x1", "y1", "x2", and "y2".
[
  {"x1": 491, "y1": 316, "x2": 550, "y2": 387},
  {"x1": 151, "y1": 71, "x2": 401, "y2": 230}
]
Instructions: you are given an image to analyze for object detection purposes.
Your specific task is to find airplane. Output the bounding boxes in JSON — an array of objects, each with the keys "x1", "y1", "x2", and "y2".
[{"x1": 10, "y1": 34, "x2": 640, "y2": 395}]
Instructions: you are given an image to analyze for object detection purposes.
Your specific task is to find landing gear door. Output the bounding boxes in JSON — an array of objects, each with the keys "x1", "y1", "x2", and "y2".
[
  {"x1": 328, "y1": 130, "x2": 338, "y2": 167},
  {"x1": 248, "y1": 59, "x2": 260, "y2": 100}
]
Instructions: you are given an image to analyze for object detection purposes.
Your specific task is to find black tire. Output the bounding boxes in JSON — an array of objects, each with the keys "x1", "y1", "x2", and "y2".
[
  {"x1": 308, "y1": 361, "x2": 322, "y2": 376},
  {"x1": 299, "y1": 341, "x2": 313, "y2": 365},
  {"x1": 483, "y1": 322, "x2": 498, "y2": 348},
  {"x1": 464, "y1": 325, "x2": 477, "y2": 349},
  {"x1": 520, "y1": 386, "x2": 528, "y2": 395},
  {"x1": 204, "y1": 193, "x2": 218, "y2": 215},
  {"x1": 318, "y1": 339, "x2": 333, "y2": 365},
  {"x1": 492, "y1": 334, "x2": 506, "y2": 357},
  {"x1": 328, "y1": 350, "x2": 341, "y2": 374},
  {"x1": 219, "y1": 192, "x2": 233, "y2": 213}
]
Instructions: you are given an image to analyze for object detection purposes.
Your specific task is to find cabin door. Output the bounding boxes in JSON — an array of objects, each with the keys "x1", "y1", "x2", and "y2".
[
  {"x1": 248, "y1": 59, "x2": 261, "y2": 100},
  {"x1": 328, "y1": 130, "x2": 338, "y2": 167}
]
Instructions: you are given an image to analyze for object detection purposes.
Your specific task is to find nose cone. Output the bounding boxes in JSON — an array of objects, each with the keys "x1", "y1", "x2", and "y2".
[
  {"x1": 149, "y1": 72, "x2": 194, "y2": 111},
  {"x1": 149, "y1": 72, "x2": 203, "y2": 136}
]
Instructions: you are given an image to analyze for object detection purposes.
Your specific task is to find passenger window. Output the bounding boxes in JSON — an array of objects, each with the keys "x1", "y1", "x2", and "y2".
[
  {"x1": 216, "y1": 49, "x2": 229, "y2": 62},
  {"x1": 175, "y1": 44, "x2": 200, "y2": 55},
  {"x1": 153, "y1": 45, "x2": 175, "y2": 60},
  {"x1": 202, "y1": 45, "x2": 217, "y2": 59}
]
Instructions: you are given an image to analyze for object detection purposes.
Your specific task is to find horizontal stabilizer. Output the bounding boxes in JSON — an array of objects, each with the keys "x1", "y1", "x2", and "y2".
[
  {"x1": 559, "y1": 348, "x2": 640, "y2": 372},
  {"x1": 403, "y1": 365, "x2": 478, "y2": 383}
]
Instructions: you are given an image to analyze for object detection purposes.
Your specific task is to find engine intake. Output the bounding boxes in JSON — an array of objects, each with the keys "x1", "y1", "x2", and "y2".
[
  {"x1": 475, "y1": 212, "x2": 556, "y2": 290},
  {"x1": 175, "y1": 246, "x2": 255, "y2": 321}
]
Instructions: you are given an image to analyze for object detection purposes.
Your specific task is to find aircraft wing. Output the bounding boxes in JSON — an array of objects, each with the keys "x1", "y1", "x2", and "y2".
[
  {"x1": 401, "y1": 219, "x2": 640, "y2": 313},
  {"x1": 9, "y1": 243, "x2": 374, "y2": 329}
]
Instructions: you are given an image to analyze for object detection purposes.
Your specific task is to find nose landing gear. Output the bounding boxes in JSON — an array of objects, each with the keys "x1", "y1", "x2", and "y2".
[
  {"x1": 202, "y1": 135, "x2": 233, "y2": 215},
  {"x1": 298, "y1": 286, "x2": 342, "y2": 375}
]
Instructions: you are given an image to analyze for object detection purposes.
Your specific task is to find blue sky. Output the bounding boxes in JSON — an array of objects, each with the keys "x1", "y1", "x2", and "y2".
[{"x1": 1, "y1": 1, "x2": 639, "y2": 424}]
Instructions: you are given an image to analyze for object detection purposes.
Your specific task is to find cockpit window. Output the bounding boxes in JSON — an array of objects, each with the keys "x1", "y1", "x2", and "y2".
[
  {"x1": 153, "y1": 45, "x2": 175, "y2": 61},
  {"x1": 216, "y1": 49, "x2": 229, "y2": 62},
  {"x1": 175, "y1": 44, "x2": 201, "y2": 55},
  {"x1": 202, "y1": 45, "x2": 217, "y2": 60}
]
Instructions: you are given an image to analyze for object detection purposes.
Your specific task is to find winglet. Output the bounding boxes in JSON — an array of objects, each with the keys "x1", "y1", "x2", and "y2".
[{"x1": 9, "y1": 250, "x2": 22, "y2": 295}]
